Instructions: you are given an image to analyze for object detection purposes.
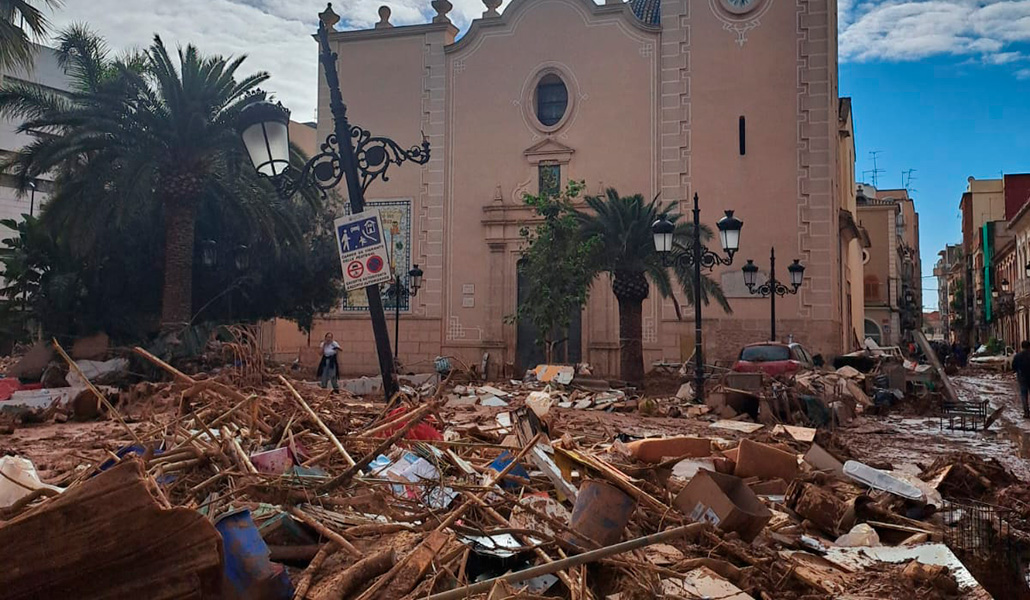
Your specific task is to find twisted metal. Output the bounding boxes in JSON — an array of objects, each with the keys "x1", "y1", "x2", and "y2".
[
  {"x1": 267, "y1": 126, "x2": 431, "y2": 200},
  {"x1": 661, "y1": 246, "x2": 736, "y2": 271},
  {"x1": 746, "y1": 278, "x2": 797, "y2": 298},
  {"x1": 269, "y1": 132, "x2": 345, "y2": 200},
  {"x1": 351, "y1": 126, "x2": 430, "y2": 192}
]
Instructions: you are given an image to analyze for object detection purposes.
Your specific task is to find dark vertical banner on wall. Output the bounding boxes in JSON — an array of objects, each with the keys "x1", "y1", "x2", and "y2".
[{"x1": 984, "y1": 223, "x2": 992, "y2": 323}]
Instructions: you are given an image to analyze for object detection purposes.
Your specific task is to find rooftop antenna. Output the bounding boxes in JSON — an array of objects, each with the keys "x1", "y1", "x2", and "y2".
[
  {"x1": 868, "y1": 151, "x2": 884, "y2": 187},
  {"x1": 902, "y1": 169, "x2": 917, "y2": 194}
]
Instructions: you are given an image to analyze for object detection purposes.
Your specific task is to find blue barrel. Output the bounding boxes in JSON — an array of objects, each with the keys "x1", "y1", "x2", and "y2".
[{"x1": 214, "y1": 508, "x2": 294, "y2": 600}]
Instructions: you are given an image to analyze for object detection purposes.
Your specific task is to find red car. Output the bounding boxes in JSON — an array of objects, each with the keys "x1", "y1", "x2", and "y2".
[{"x1": 731, "y1": 342, "x2": 815, "y2": 376}]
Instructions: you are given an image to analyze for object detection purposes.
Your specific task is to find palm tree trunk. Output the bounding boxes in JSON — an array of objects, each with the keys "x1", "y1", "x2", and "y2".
[
  {"x1": 160, "y1": 199, "x2": 196, "y2": 329},
  {"x1": 617, "y1": 296, "x2": 645, "y2": 385}
]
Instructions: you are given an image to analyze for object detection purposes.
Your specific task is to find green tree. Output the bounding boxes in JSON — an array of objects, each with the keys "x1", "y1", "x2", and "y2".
[
  {"x1": 507, "y1": 180, "x2": 598, "y2": 363},
  {"x1": 0, "y1": 27, "x2": 337, "y2": 344},
  {"x1": 0, "y1": 0, "x2": 59, "y2": 72},
  {"x1": 0, "y1": 28, "x2": 311, "y2": 331},
  {"x1": 576, "y1": 189, "x2": 731, "y2": 385}
]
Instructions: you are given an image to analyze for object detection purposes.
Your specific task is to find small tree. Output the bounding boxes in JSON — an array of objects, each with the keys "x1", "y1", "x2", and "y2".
[{"x1": 507, "y1": 179, "x2": 597, "y2": 363}]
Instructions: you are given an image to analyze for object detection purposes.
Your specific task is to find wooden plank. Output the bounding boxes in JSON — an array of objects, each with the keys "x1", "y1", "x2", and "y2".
[
  {"x1": 710, "y1": 420, "x2": 764, "y2": 434},
  {"x1": 556, "y1": 448, "x2": 666, "y2": 512},
  {"x1": 913, "y1": 330, "x2": 960, "y2": 405},
  {"x1": 0, "y1": 460, "x2": 222, "y2": 600},
  {"x1": 378, "y1": 530, "x2": 450, "y2": 600}
]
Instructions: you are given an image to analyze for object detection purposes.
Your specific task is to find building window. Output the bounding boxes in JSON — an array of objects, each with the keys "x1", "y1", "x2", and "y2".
[
  {"x1": 864, "y1": 275, "x2": 880, "y2": 300},
  {"x1": 535, "y1": 74, "x2": 568, "y2": 127},
  {"x1": 539, "y1": 164, "x2": 560, "y2": 197},
  {"x1": 864, "y1": 319, "x2": 882, "y2": 344}
]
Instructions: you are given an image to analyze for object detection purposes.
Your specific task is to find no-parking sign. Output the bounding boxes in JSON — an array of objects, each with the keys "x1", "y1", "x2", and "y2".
[{"x1": 335, "y1": 209, "x2": 392, "y2": 292}]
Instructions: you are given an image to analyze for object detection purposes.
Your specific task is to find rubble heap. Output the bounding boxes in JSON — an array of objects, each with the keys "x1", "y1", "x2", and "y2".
[{"x1": 0, "y1": 344, "x2": 1022, "y2": 599}]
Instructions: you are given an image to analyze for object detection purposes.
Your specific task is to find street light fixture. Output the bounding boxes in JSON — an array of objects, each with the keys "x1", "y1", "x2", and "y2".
[
  {"x1": 387, "y1": 264, "x2": 424, "y2": 364},
  {"x1": 1002, "y1": 278, "x2": 1010, "y2": 292},
  {"x1": 651, "y1": 192, "x2": 743, "y2": 403},
  {"x1": 741, "y1": 248, "x2": 805, "y2": 341},
  {"x1": 26, "y1": 180, "x2": 37, "y2": 217},
  {"x1": 201, "y1": 239, "x2": 217, "y2": 268},
  {"x1": 236, "y1": 4, "x2": 432, "y2": 400}
]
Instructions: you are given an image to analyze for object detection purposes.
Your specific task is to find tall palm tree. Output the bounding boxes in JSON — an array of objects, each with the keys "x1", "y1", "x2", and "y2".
[
  {"x1": 0, "y1": 0, "x2": 59, "y2": 73},
  {"x1": 1, "y1": 30, "x2": 306, "y2": 331},
  {"x1": 577, "y1": 188, "x2": 731, "y2": 385}
]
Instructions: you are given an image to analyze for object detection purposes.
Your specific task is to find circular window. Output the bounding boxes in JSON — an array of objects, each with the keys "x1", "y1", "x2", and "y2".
[
  {"x1": 535, "y1": 74, "x2": 568, "y2": 127},
  {"x1": 862, "y1": 250, "x2": 870, "y2": 265}
]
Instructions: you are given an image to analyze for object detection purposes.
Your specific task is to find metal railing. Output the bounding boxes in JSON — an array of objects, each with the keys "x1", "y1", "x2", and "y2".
[{"x1": 1016, "y1": 277, "x2": 1030, "y2": 300}]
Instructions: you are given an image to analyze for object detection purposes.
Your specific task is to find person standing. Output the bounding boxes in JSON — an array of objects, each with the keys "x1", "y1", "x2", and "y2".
[
  {"x1": 318, "y1": 332, "x2": 341, "y2": 392},
  {"x1": 1012, "y1": 341, "x2": 1030, "y2": 418}
]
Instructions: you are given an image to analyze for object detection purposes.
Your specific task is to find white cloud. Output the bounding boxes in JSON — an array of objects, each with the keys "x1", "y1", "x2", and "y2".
[
  {"x1": 38, "y1": 0, "x2": 1030, "y2": 121},
  {"x1": 1017, "y1": 68, "x2": 1030, "y2": 79},
  {"x1": 983, "y1": 51, "x2": 1027, "y2": 65},
  {"x1": 43, "y1": 0, "x2": 511, "y2": 123},
  {"x1": 839, "y1": 0, "x2": 1030, "y2": 71}
]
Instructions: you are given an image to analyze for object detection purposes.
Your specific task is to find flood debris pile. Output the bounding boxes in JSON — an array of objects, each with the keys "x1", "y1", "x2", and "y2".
[{"x1": 0, "y1": 346, "x2": 1021, "y2": 599}]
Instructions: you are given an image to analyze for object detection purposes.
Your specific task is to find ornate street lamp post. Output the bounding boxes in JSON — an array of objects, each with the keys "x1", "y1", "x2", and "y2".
[
  {"x1": 651, "y1": 192, "x2": 743, "y2": 403},
  {"x1": 237, "y1": 4, "x2": 431, "y2": 400},
  {"x1": 387, "y1": 265, "x2": 423, "y2": 364},
  {"x1": 741, "y1": 247, "x2": 805, "y2": 342}
]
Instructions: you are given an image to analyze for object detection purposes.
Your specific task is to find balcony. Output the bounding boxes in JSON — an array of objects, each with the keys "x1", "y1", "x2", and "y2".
[{"x1": 1017, "y1": 278, "x2": 1030, "y2": 301}]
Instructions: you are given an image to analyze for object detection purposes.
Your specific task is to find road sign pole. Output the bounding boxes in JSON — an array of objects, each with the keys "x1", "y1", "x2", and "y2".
[{"x1": 334, "y1": 210, "x2": 398, "y2": 400}]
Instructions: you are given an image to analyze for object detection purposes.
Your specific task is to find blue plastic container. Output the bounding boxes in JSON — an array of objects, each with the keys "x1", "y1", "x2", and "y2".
[
  {"x1": 214, "y1": 508, "x2": 294, "y2": 600},
  {"x1": 489, "y1": 451, "x2": 530, "y2": 490}
]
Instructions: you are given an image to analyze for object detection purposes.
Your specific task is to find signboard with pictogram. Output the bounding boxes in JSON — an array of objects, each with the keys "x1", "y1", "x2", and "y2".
[{"x1": 335, "y1": 209, "x2": 392, "y2": 292}]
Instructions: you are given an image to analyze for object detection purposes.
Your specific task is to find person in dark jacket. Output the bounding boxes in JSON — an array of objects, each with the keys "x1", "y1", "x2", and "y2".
[
  {"x1": 317, "y1": 332, "x2": 341, "y2": 392},
  {"x1": 1012, "y1": 341, "x2": 1030, "y2": 418}
]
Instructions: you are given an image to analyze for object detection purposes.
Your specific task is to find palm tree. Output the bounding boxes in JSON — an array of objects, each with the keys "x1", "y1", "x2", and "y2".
[
  {"x1": 0, "y1": 0, "x2": 59, "y2": 73},
  {"x1": 0, "y1": 29, "x2": 308, "y2": 331},
  {"x1": 577, "y1": 188, "x2": 731, "y2": 385}
]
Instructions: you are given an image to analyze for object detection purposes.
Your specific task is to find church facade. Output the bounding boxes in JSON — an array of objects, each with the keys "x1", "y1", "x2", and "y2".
[{"x1": 276, "y1": 0, "x2": 855, "y2": 377}]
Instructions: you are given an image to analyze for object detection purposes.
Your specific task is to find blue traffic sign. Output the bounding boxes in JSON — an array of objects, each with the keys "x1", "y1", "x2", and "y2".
[{"x1": 337, "y1": 216, "x2": 382, "y2": 253}]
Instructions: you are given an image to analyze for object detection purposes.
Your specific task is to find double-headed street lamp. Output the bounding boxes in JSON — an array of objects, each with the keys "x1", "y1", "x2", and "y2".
[
  {"x1": 386, "y1": 265, "x2": 423, "y2": 364},
  {"x1": 236, "y1": 4, "x2": 431, "y2": 400},
  {"x1": 741, "y1": 248, "x2": 805, "y2": 342},
  {"x1": 651, "y1": 192, "x2": 743, "y2": 403}
]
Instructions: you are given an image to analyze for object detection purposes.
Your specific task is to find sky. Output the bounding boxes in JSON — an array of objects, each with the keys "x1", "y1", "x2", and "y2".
[{"x1": 40, "y1": 0, "x2": 1030, "y2": 309}]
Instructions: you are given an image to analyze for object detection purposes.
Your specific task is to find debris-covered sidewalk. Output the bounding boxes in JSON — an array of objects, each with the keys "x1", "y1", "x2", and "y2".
[{"x1": 0, "y1": 339, "x2": 1026, "y2": 599}]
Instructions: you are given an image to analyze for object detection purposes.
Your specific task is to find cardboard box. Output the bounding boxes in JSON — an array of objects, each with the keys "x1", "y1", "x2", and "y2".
[
  {"x1": 625, "y1": 437, "x2": 713, "y2": 463},
  {"x1": 803, "y1": 443, "x2": 845, "y2": 479},
  {"x1": 733, "y1": 439, "x2": 800, "y2": 482},
  {"x1": 673, "y1": 469, "x2": 772, "y2": 542},
  {"x1": 749, "y1": 478, "x2": 788, "y2": 496}
]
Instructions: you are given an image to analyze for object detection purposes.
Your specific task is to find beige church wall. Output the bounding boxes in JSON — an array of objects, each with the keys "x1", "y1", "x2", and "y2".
[{"x1": 446, "y1": 0, "x2": 659, "y2": 373}]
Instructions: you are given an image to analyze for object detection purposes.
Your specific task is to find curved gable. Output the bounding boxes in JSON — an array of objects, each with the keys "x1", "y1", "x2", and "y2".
[{"x1": 448, "y1": 0, "x2": 658, "y2": 54}]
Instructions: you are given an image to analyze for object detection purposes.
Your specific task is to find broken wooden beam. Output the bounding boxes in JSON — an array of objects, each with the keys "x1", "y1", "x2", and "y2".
[{"x1": 0, "y1": 459, "x2": 223, "y2": 600}]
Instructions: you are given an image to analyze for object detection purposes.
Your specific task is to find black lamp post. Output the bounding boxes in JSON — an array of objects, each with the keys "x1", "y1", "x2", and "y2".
[
  {"x1": 27, "y1": 180, "x2": 36, "y2": 217},
  {"x1": 741, "y1": 248, "x2": 804, "y2": 342},
  {"x1": 236, "y1": 4, "x2": 431, "y2": 401},
  {"x1": 386, "y1": 264, "x2": 423, "y2": 363},
  {"x1": 651, "y1": 192, "x2": 743, "y2": 403}
]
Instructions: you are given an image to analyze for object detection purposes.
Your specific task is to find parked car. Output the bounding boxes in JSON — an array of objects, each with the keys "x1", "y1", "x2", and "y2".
[{"x1": 731, "y1": 342, "x2": 815, "y2": 376}]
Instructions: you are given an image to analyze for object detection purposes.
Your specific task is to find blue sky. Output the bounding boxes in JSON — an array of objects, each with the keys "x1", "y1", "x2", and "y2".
[
  {"x1": 842, "y1": 54, "x2": 1030, "y2": 310},
  {"x1": 44, "y1": 0, "x2": 1030, "y2": 308}
]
